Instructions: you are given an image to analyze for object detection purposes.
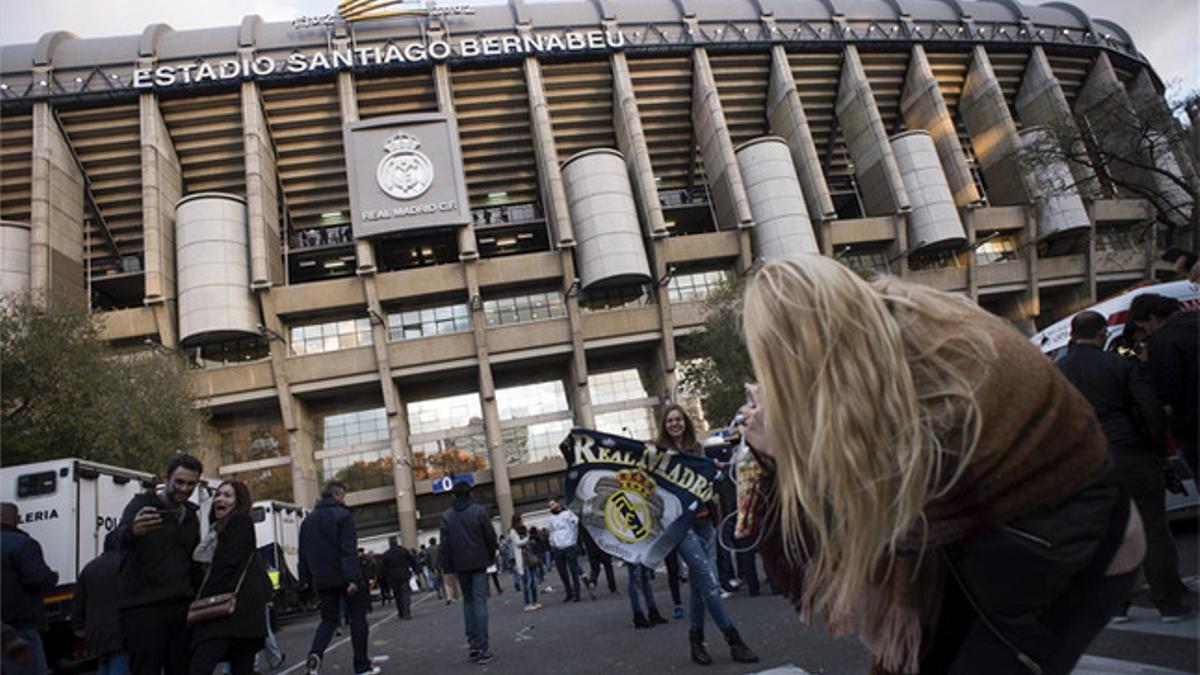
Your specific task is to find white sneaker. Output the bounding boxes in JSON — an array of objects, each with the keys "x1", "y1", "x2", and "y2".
[
  {"x1": 371, "y1": 656, "x2": 391, "y2": 664},
  {"x1": 305, "y1": 654, "x2": 321, "y2": 675},
  {"x1": 354, "y1": 667, "x2": 381, "y2": 675}
]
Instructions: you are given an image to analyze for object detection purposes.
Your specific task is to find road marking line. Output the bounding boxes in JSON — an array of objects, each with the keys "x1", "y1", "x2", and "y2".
[{"x1": 277, "y1": 592, "x2": 437, "y2": 675}]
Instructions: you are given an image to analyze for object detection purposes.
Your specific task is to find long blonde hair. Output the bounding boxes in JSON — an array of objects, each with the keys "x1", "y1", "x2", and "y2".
[{"x1": 742, "y1": 256, "x2": 994, "y2": 624}]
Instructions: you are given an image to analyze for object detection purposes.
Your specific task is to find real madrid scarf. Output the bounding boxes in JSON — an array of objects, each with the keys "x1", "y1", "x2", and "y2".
[{"x1": 559, "y1": 428, "x2": 719, "y2": 568}]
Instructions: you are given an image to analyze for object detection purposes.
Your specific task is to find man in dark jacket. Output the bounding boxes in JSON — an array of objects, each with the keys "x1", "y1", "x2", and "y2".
[
  {"x1": 1058, "y1": 311, "x2": 1191, "y2": 621},
  {"x1": 72, "y1": 531, "x2": 125, "y2": 674},
  {"x1": 439, "y1": 480, "x2": 498, "y2": 664},
  {"x1": 1129, "y1": 293, "x2": 1199, "y2": 474},
  {"x1": 114, "y1": 454, "x2": 203, "y2": 675},
  {"x1": 299, "y1": 482, "x2": 375, "y2": 675},
  {"x1": 381, "y1": 538, "x2": 419, "y2": 620},
  {"x1": 1, "y1": 502, "x2": 58, "y2": 675}
]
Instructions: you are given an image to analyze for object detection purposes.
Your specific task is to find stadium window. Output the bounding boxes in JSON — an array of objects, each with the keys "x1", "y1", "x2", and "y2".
[
  {"x1": 827, "y1": 175, "x2": 865, "y2": 220},
  {"x1": 974, "y1": 236, "x2": 1021, "y2": 265},
  {"x1": 667, "y1": 268, "x2": 732, "y2": 303},
  {"x1": 1096, "y1": 224, "x2": 1141, "y2": 253},
  {"x1": 289, "y1": 317, "x2": 373, "y2": 356},
  {"x1": 482, "y1": 290, "x2": 566, "y2": 327},
  {"x1": 839, "y1": 246, "x2": 890, "y2": 279},
  {"x1": 386, "y1": 303, "x2": 471, "y2": 340},
  {"x1": 580, "y1": 283, "x2": 652, "y2": 313}
]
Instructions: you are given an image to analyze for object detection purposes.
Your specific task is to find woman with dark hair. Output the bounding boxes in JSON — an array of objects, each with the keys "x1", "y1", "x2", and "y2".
[
  {"x1": 656, "y1": 403, "x2": 759, "y2": 666},
  {"x1": 189, "y1": 481, "x2": 271, "y2": 675},
  {"x1": 508, "y1": 515, "x2": 541, "y2": 612}
]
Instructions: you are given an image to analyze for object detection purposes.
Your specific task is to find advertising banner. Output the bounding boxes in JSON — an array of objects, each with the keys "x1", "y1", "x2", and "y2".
[{"x1": 559, "y1": 429, "x2": 718, "y2": 568}]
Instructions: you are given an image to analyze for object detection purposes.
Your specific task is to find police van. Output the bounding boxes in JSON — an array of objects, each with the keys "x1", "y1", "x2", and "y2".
[
  {"x1": 0, "y1": 458, "x2": 154, "y2": 670},
  {"x1": 251, "y1": 500, "x2": 308, "y2": 613}
]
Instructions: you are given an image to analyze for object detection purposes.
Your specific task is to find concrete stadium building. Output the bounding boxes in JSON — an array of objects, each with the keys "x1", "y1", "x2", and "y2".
[{"x1": 1, "y1": 0, "x2": 1194, "y2": 546}]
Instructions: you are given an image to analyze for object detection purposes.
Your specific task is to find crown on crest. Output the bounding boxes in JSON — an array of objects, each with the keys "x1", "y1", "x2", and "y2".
[
  {"x1": 384, "y1": 131, "x2": 421, "y2": 153},
  {"x1": 615, "y1": 469, "x2": 654, "y2": 499}
]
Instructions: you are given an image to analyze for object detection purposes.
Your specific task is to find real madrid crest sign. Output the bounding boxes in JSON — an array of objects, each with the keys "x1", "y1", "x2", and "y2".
[
  {"x1": 343, "y1": 112, "x2": 471, "y2": 238},
  {"x1": 377, "y1": 132, "x2": 434, "y2": 201}
]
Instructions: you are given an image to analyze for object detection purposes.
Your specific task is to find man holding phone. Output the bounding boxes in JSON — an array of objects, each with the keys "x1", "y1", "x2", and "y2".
[{"x1": 114, "y1": 454, "x2": 204, "y2": 675}]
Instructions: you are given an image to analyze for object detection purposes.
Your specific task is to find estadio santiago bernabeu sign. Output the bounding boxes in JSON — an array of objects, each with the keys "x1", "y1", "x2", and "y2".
[
  {"x1": 343, "y1": 113, "x2": 471, "y2": 238},
  {"x1": 560, "y1": 428, "x2": 718, "y2": 568},
  {"x1": 130, "y1": 30, "x2": 627, "y2": 90}
]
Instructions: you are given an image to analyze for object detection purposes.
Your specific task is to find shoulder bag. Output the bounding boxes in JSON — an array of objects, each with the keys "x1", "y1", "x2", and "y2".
[{"x1": 187, "y1": 554, "x2": 254, "y2": 624}]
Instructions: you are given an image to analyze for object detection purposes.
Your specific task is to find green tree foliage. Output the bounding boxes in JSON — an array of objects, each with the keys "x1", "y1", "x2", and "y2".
[
  {"x1": 677, "y1": 277, "x2": 754, "y2": 425},
  {"x1": 1, "y1": 294, "x2": 206, "y2": 474}
]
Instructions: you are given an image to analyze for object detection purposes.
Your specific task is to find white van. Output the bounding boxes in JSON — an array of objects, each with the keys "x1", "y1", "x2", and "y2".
[{"x1": 0, "y1": 459, "x2": 153, "y2": 669}]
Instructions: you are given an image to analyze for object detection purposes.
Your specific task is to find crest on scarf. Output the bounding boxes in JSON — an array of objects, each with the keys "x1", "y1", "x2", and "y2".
[{"x1": 376, "y1": 131, "x2": 434, "y2": 200}]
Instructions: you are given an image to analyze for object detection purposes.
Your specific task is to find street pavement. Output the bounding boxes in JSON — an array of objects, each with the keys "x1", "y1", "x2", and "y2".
[{"x1": 269, "y1": 521, "x2": 1199, "y2": 675}]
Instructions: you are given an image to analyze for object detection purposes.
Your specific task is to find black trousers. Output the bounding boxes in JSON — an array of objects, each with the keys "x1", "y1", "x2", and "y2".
[
  {"x1": 588, "y1": 553, "x2": 617, "y2": 593},
  {"x1": 395, "y1": 578, "x2": 412, "y2": 618},
  {"x1": 1119, "y1": 455, "x2": 1186, "y2": 612},
  {"x1": 310, "y1": 586, "x2": 370, "y2": 673},
  {"x1": 189, "y1": 637, "x2": 260, "y2": 675},
  {"x1": 921, "y1": 473, "x2": 1133, "y2": 675},
  {"x1": 119, "y1": 601, "x2": 190, "y2": 675}
]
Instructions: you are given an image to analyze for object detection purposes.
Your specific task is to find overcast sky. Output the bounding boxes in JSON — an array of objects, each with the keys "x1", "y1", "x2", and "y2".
[{"x1": 1, "y1": 0, "x2": 1196, "y2": 100}]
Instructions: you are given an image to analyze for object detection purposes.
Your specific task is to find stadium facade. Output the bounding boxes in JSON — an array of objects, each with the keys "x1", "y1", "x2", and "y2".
[{"x1": 1, "y1": 0, "x2": 1193, "y2": 545}]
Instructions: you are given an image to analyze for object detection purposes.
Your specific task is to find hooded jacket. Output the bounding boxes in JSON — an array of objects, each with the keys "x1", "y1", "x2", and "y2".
[
  {"x1": 1, "y1": 525, "x2": 58, "y2": 630},
  {"x1": 299, "y1": 497, "x2": 362, "y2": 590},
  {"x1": 438, "y1": 495, "x2": 497, "y2": 574}
]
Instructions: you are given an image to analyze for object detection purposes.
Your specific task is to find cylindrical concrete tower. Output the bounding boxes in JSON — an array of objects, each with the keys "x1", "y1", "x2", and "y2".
[
  {"x1": 175, "y1": 193, "x2": 259, "y2": 347},
  {"x1": 0, "y1": 221, "x2": 31, "y2": 297},
  {"x1": 1019, "y1": 126, "x2": 1091, "y2": 239},
  {"x1": 735, "y1": 136, "x2": 819, "y2": 260},
  {"x1": 561, "y1": 149, "x2": 652, "y2": 290},
  {"x1": 890, "y1": 131, "x2": 965, "y2": 251}
]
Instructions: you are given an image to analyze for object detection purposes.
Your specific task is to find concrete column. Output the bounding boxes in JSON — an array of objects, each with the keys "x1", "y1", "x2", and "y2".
[
  {"x1": 333, "y1": 54, "x2": 419, "y2": 547},
  {"x1": 836, "y1": 46, "x2": 910, "y2": 217},
  {"x1": 960, "y1": 46, "x2": 1037, "y2": 206},
  {"x1": 692, "y1": 47, "x2": 754, "y2": 230},
  {"x1": 766, "y1": 44, "x2": 837, "y2": 224},
  {"x1": 562, "y1": 252, "x2": 594, "y2": 428},
  {"x1": 900, "y1": 45, "x2": 982, "y2": 207},
  {"x1": 1023, "y1": 205, "x2": 1040, "y2": 322},
  {"x1": 30, "y1": 99, "x2": 85, "y2": 308},
  {"x1": 964, "y1": 209, "x2": 980, "y2": 301},
  {"x1": 239, "y1": 74, "x2": 283, "y2": 290},
  {"x1": 611, "y1": 51, "x2": 668, "y2": 239},
  {"x1": 520, "y1": 26, "x2": 575, "y2": 248},
  {"x1": 1016, "y1": 47, "x2": 1100, "y2": 200},
  {"x1": 434, "y1": 58, "x2": 511, "y2": 529},
  {"x1": 258, "y1": 291, "x2": 318, "y2": 506},
  {"x1": 139, "y1": 87, "x2": 182, "y2": 347}
]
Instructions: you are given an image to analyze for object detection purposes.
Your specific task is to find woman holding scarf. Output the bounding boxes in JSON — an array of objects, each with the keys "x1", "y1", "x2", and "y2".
[{"x1": 655, "y1": 403, "x2": 759, "y2": 666}]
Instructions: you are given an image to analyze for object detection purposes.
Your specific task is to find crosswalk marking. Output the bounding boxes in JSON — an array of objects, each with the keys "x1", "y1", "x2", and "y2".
[
  {"x1": 1072, "y1": 655, "x2": 1193, "y2": 674},
  {"x1": 1105, "y1": 607, "x2": 1199, "y2": 640}
]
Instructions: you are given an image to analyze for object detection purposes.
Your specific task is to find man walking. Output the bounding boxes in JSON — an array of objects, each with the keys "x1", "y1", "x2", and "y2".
[
  {"x1": 299, "y1": 482, "x2": 378, "y2": 675},
  {"x1": 1, "y1": 502, "x2": 59, "y2": 675},
  {"x1": 381, "y1": 538, "x2": 419, "y2": 620},
  {"x1": 72, "y1": 532, "x2": 126, "y2": 675},
  {"x1": 439, "y1": 480, "x2": 498, "y2": 665},
  {"x1": 547, "y1": 498, "x2": 584, "y2": 602},
  {"x1": 1129, "y1": 293, "x2": 1199, "y2": 474},
  {"x1": 115, "y1": 454, "x2": 203, "y2": 675},
  {"x1": 1057, "y1": 311, "x2": 1192, "y2": 621}
]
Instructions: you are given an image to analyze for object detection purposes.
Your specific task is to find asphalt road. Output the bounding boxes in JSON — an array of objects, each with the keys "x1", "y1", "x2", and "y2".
[{"x1": 265, "y1": 520, "x2": 1198, "y2": 675}]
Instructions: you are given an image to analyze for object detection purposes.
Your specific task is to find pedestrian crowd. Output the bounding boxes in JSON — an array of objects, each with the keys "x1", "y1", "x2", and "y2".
[{"x1": 2, "y1": 254, "x2": 1196, "y2": 675}]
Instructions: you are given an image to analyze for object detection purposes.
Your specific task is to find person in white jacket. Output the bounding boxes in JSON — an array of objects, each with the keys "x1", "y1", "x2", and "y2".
[
  {"x1": 547, "y1": 499, "x2": 584, "y2": 602},
  {"x1": 508, "y1": 515, "x2": 541, "y2": 612}
]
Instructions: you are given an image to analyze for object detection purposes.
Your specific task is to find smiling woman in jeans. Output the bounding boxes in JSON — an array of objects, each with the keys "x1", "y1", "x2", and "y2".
[{"x1": 656, "y1": 404, "x2": 760, "y2": 666}]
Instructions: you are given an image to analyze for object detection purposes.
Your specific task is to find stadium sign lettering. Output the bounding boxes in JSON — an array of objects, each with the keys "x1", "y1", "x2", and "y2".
[{"x1": 131, "y1": 30, "x2": 627, "y2": 90}]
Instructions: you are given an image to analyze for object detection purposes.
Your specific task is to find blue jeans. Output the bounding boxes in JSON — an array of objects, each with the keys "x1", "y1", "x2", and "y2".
[
  {"x1": 626, "y1": 564, "x2": 658, "y2": 615},
  {"x1": 522, "y1": 568, "x2": 539, "y2": 605},
  {"x1": 677, "y1": 519, "x2": 733, "y2": 633},
  {"x1": 97, "y1": 652, "x2": 129, "y2": 675},
  {"x1": 511, "y1": 567, "x2": 523, "y2": 591},
  {"x1": 459, "y1": 572, "x2": 490, "y2": 654},
  {"x1": 2, "y1": 629, "x2": 48, "y2": 675}
]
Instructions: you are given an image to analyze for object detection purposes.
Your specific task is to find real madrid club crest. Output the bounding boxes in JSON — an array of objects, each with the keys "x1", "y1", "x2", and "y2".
[
  {"x1": 603, "y1": 469, "x2": 659, "y2": 544},
  {"x1": 377, "y1": 131, "x2": 434, "y2": 200}
]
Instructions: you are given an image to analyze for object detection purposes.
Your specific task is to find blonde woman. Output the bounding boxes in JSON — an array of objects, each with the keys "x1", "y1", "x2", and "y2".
[{"x1": 738, "y1": 256, "x2": 1145, "y2": 675}]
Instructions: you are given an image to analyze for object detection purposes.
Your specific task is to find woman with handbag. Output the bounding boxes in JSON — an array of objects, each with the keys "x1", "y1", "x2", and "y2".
[{"x1": 189, "y1": 480, "x2": 272, "y2": 675}]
